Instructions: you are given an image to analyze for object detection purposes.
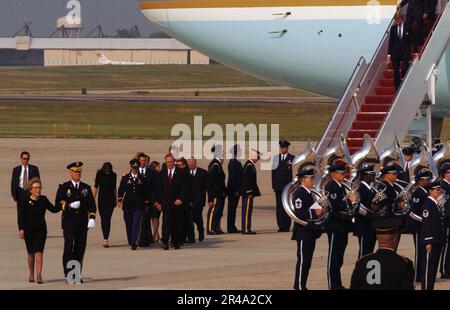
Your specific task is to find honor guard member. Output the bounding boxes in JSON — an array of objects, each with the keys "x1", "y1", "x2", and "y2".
[
  {"x1": 241, "y1": 149, "x2": 261, "y2": 235},
  {"x1": 407, "y1": 167, "x2": 433, "y2": 282},
  {"x1": 207, "y1": 145, "x2": 227, "y2": 235},
  {"x1": 350, "y1": 217, "x2": 414, "y2": 290},
  {"x1": 227, "y1": 144, "x2": 243, "y2": 233},
  {"x1": 439, "y1": 163, "x2": 450, "y2": 279},
  {"x1": 272, "y1": 140, "x2": 295, "y2": 232},
  {"x1": 379, "y1": 164, "x2": 404, "y2": 215},
  {"x1": 55, "y1": 162, "x2": 96, "y2": 280},
  {"x1": 292, "y1": 166, "x2": 323, "y2": 290},
  {"x1": 117, "y1": 159, "x2": 149, "y2": 250},
  {"x1": 420, "y1": 181, "x2": 447, "y2": 290},
  {"x1": 353, "y1": 163, "x2": 377, "y2": 258}
]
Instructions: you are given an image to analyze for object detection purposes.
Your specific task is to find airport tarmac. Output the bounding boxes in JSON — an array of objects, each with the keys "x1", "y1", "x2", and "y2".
[{"x1": 1, "y1": 138, "x2": 448, "y2": 290}]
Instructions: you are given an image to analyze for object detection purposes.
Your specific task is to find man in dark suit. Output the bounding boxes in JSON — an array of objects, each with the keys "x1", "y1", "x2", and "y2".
[
  {"x1": 398, "y1": 0, "x2": 425, "y2": 52},
  {"x1": 207, "y1": 145, "x2": 227, "y2": 235},
  {"x1": 227, "y1": 144, "x2": 243, "y2": 233},
  {"x1": 55, "y1": 162, "x2": 96, "y2": 281},
  {"x1": 350, "y1": 217, "x2": 414, "y2": 290},
  {"x1": 159, "y1": 154, "x2": 188, "y2": 250},
  {"x1": 272, "y1": 140, "x2": 295, "y2": 232},
  {"x1": 11, "y1": 151, "x2": 40, "y2": 203},
  {"x1": 241, "y1": 149, "x2": 261, "y2": 235},
  {"x1": 188, "y1": 158, "x2": 208, "y2": 242},
  {"x1": 388, "y1": 13, "x2": 411, "y2": 90},
  {"x1": 439, "y1": 164, "x2": 450, "y2": 278}
]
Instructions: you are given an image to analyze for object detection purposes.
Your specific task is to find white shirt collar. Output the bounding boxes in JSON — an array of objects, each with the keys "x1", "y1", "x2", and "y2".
[
  {"x1": 301, "y1": 185, "x2": 311, "y2": 194},
  {"x1": 428, "y1": 196, "x2": 438, "y2": 204},
  {"x1": 168, "y1": 167, "x2": 175, "y2": 175},
  {"x1": 71, "y1": 180, "x2": 80, "y2": 187},
  {"x1": 419, "y1": 186, "x2": 427, "y2": 194},
  {"x1": 131, "y1": 172, "x2": 138, "y2": 178},
  {"x1": 379, "y1": 247, "x2": 396, "y2": 252},
  {"x1": 361, "y1": 181, "x2": 371, "y2": 190},
  {"x1": 333, "y1": 179, "x2": 342, "y2": 187},
  {"x1": 443, "y1": 179, "x2": 450, "y2": 186},
  {"x1": 191, "y1": 167, "x2": 197, "y2": 175},
  {"x1": 21, "y1": 164, "x2": 28, "y2": 170}
]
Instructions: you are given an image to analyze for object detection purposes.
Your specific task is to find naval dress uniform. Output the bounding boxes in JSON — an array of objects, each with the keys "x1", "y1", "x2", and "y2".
[
  {"x1": 241, "y1": 159, "x2": 261, "y2": 234},
  {"x1": 118, "y1": 164, "x2": 149, "y2": 249},
  {"x1": 207, "y1": 157, "x2": 227, "y2": 234},
  {"x1": 439, "y1": 175, "x2": 450, "y2": 278},
  {"x1": 272, "y1": 146, "x2": 295, "y2": 232},
  {"x1": 291, "y1": 185, "x2": 322, "y2": 290},
  {"x1": 354, "y1": 181, "x2": 377, "y2": 258},
  {"x1": 325, "y1": 177, "x2": 353, "y2": 290},
  {"x1": 421, "y1": 191, "x2": 447, "y2": 290},
  {"x1": 55, "y1": 163, "x2": 96, "y2": 277}
]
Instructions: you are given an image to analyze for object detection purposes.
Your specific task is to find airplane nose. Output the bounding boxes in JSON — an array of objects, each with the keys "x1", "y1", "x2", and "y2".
[{"x1": 139, "y1": 1, "x2": 170, "y2": 30}]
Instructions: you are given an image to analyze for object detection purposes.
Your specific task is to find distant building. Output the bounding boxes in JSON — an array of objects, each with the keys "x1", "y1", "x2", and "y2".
[{"x1": 0, "y1": 36, "x2": 211, "y2": 66}]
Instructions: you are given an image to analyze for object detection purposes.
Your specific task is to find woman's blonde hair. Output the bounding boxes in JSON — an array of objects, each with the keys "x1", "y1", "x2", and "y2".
[{"x1": 26, "y1": 177, "x2": 42, "y2": 192}]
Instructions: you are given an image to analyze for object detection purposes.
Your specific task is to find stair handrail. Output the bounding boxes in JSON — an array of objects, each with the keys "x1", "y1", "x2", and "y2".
[{"x1": 316, "y1": 12, "x2": 398, "y2": 158}]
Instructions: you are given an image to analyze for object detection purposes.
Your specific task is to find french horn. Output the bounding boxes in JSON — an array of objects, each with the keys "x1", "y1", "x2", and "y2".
[{"x1": 281, "y1": 141, "x2": 330, "y2": 227}]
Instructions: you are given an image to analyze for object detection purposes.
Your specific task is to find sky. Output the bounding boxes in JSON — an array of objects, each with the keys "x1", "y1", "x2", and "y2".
[{"x1": 0, "y1": 0, "x2": 159, "y2": 37}]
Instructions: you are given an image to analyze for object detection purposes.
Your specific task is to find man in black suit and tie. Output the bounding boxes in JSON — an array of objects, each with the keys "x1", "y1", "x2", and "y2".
[
  {"x1": 188, "y1": 158, "x2": 209, "y2": 242},
  {"x1": 159, "y1": 153, "x2": 188, "y2": 250},
  {"x1": 11, "y1": 151, "x2": 40, "y2": 203},
  {"x1": 227, "y1": 144, "x2": 243, "y2": 233},
  {"x1": 387, "y1": 13, "x2": 411, "y2": 90},
  {"x1": 398, "y1": 0, "x2": 425, "y2": 52},
  {"x1": 271, "y1": 140, "x2": 295, "y2": 232}
]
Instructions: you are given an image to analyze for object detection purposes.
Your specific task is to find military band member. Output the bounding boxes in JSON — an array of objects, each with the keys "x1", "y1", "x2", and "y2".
[
  {"x1": 241, "y1": 149, "x2": 261, "y2": 235},
  {"x1": 379, "y1": 164, "x2": 404, "y2": 215},
  {"x1": 325, "y1": 161, "x2": 354, "y2": 290},
  {"x1": 439, "y1": 163, "x2": 450, "y2": 279},
  {"x1": 408, "y1": 168, "x2": 433, "y2": 282},
  {"x1": 272, "y1": 140, "x2": 295, "y2": 232},
  {"x1": 55, "y1": 162, "x2": 96, "y2": 280},
  {"x1": 421, "y1": 181, "x2": 447, "y2": 290},
  {"x1": 353, "y1": 163, "x2": 377, "y2": 258},
  {"x1": 350, "y1": 217, "x2": 414, "y2": 290},
  {"x1": 227, "y1": 144, "x2": 243, "y2": 233},
  {"x1": 207, "y1": 145, "x2": 227, "y2": 235},
  {"x1": 292, "y1": 167, "x2": 323, "y2": 290},
  {"x1": 117, "y1": 159, "x2": 149, "y2": 251}
]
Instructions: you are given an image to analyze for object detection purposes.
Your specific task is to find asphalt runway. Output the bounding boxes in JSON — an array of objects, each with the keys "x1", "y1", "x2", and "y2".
[{"x1": 1, "y1": 138, "x2": 449, "y2": 290}]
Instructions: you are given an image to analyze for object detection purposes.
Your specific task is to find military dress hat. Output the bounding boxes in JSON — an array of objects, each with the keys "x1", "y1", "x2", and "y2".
[
  {"x1": 279, "y1": 140, "x2": 291, "y2": 148},
  {"x1": 415, "y1": 167, "x2": 433, "y2": 180},
  {"x1": 297, "y1": 168, "x2": 315, "y2": 178},
  {"x1": 129, "y1": 158, "x2": 140, "y2": 168},
  {"x1": 440, "y1": 163, "x2": 450, "y2": 175},
  {"x1": 425, "y1": 180, "x2": 442, "y2": 192},
  {"x1": 358, "y1": 163, "x2": 376, "y2": 175},
  {"x1": 371, "y1": 217, "x2": 403, "y2": 233},
  {"x1": 328, "y1": 162, "x2": 347, "y2": 173},
  {"x1": 380, "y1": 163, "x2": 398, "y2": 175},
  {"x1": 67, "y1": 162, "x2": 83, "y2": 172}
]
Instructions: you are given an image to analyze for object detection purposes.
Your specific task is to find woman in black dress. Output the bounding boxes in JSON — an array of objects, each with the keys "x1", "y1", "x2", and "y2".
[
  {"x1": 93, "y1": 162, "x2": 117, "y2": 248},
  {"x1": 18, "y1": 177, "x2": 61, "y2": 284},
  {"x1": 149, "y1": 161, "x2": 161, "y2": 242}
]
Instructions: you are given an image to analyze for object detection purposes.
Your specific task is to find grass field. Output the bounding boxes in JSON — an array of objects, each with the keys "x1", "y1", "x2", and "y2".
[
  {"x1": 0, "y1": 100, "x2": 334, "y2": 140},
  {"x1": 0, "y1": 65, "x2": 270, "y2": 92}
]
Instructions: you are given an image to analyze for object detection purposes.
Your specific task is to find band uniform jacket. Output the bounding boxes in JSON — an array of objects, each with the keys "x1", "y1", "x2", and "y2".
[
  {"x1": 207, "y1": 158, "x2": 227, "y2": 202},
  {"x1": 291, "y1": 186, "x2": 322, "y2": 241},
  {"x1": 350, "y1": 248, "x2": 415, "y2": 290},
  {"x1": 271, "y1": 153, "x2": 295, "y2": 191},
  {"x1": 406, "y1": 186, "x2": 428, "y2": 234},
  {"x1": 55, "y1": 181, "x2": 96, "y2": 230},
  {"x1": 118, "y1": 173, "x2": 149, "y2": 210},
  {"x1": 354, "y1": 182, "x2": 377, "y2": 237},
  {"x1": 420, "y1": 197, "x2": 447, "y2": 245},
  {"x1": 11, "y1": 164, "x2": 40, "y2": 201},
  {"x1": 241, "y1": 160, "x2": 261, "y2": 197},
  {"x1": 325, "y1": 179, "x2": 353, "y2": 233}
]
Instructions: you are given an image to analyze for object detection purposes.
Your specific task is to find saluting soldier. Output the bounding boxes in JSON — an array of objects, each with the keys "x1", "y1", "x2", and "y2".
[
  {"x1": 439, "y1": 163, "x2": 450, "y2": 279},
  {"x1": 117, "y1": 159, "x2": 150, "y2": 251},
  {"x1": 55, "y1": 162, "x2": 96, "y2": 281},
  {"x1": 407, "y1": 167, "x2": 433, "y2": 282},
  {"x1": 420, "y1": 181, "x2": 447, "y2": 290},
  {"x1": 325, "y1": 161, "x2": 354, "y2": 290},
  {"x1": 350, "y1": 217, "x2": 414, "y2": 290},
  {"x1": 291, "y1": 166, "x2": 323, "y2": 290},
  {"x1": 207, "y1": 145, "x2": 227, "y2": 235},
  {"x1": 227, "y1": 144, "x2": 243, "y2": 233},
  {"x1": 241, "y1": 149, "x2": 261, "y2": 235},
  {"x1": 272, "y1": 140, "x2": 295, "y2": 232},
  {"x1": 353, "y1": 163, "x2": 377, "y2": 258}
]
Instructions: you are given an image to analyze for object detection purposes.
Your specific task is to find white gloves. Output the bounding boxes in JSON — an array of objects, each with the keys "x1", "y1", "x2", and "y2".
[
  {"x1": 69, "y1": 201, "x2": 81, "y2": 209},
  {"x1": 87, "y1": 219, "x2": 95, "y2": 229}
]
